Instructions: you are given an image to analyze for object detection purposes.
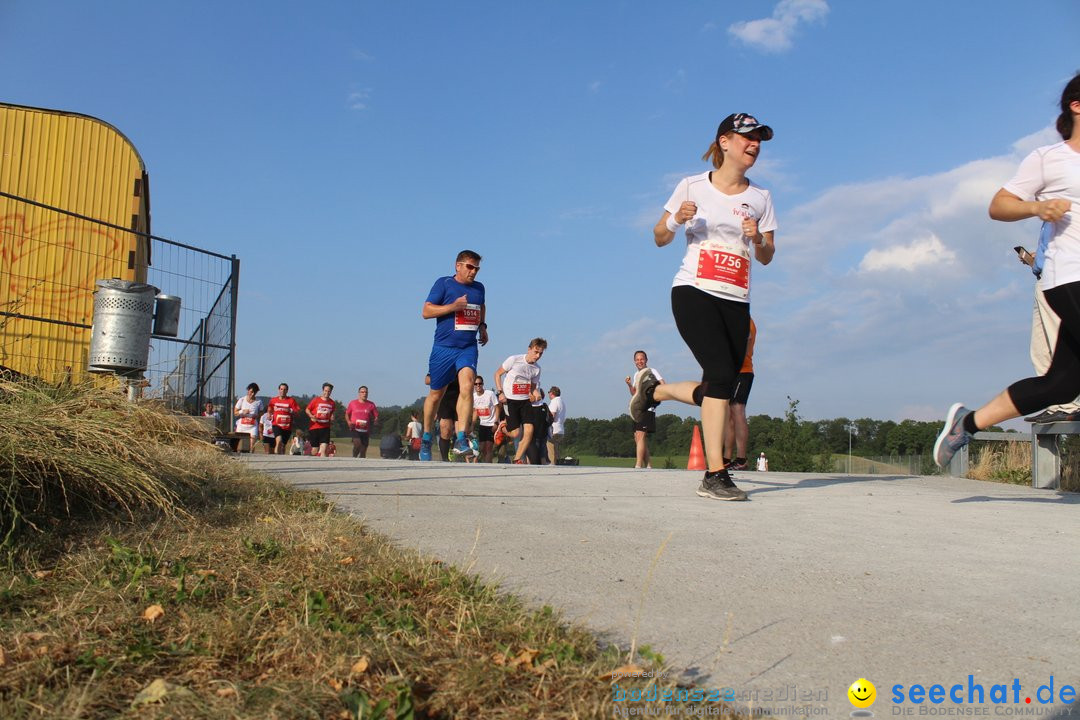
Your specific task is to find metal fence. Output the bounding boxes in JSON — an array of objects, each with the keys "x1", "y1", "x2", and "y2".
[{"x1": 0, "y1": 190, "x2": 238, "y2": 417}]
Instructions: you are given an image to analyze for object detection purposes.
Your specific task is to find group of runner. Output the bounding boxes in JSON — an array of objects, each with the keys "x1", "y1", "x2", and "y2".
[
  {"x1": 226, "y1": 73, "x2": 1079, "y2": 500},
  {"x1": 223, "y1": 381, "x2": 378, "y2": 459}
]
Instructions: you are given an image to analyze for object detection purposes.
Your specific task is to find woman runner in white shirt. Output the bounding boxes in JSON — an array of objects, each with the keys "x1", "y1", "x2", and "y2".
[
  {"x1": 935, "y1": 73, "x2": 1080, "y2": 468},
  {"x1": 631, "y1": 113, "x2": 777, "y2": 501}
]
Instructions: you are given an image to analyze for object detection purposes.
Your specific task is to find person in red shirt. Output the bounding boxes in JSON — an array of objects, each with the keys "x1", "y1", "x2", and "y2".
[
  {"x1": 267, "y1": 382, "x2": 301, "y2": 455},
  {"x1": 345, "y1": 386, "x2": 379, "y2": 458},
  {"x1": 306, "y1": 382, "x2": 337, "y2": 457}
]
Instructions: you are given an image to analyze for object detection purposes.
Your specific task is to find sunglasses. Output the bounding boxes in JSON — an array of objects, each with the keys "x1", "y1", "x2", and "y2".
[
  {"x1": 474, "y1": 381, "x2": 483, "y2": 385},
  {"x1": 459, "y1": 262, "x2": 481, "y2": 271}
]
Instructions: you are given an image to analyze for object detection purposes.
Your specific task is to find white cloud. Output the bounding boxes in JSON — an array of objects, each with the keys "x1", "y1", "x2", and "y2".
[
  {"x1": 347, "y1": 88, "x2": 371, "y2": 111},
  {"x1": 728, "y1": 0, "x2": 829, "y2": 53},
  {"x1": 858, "y1": 233, "x2": 956, "y2": 273},
  {"x1": 588, "y1": 80, "x2": 602, "y2": 94}
]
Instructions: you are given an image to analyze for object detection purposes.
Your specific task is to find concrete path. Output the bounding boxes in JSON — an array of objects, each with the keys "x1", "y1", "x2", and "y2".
[{"x1": 244, "y1": 455, "x2": 1080, "y2": 718}]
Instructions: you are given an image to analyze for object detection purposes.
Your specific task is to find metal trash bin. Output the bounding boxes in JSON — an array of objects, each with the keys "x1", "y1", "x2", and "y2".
[
  {"x1": 88, "y1": 279, "x2": 159, "y2": 374},
  {"x1": 152, "y1": 294, "x2": 182, "y2": 337}
]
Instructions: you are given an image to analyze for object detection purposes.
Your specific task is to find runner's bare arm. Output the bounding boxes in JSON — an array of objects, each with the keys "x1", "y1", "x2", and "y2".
[
  {"x1": 752, "y1": 231, "x2": 775, "y2": 265},
  {"x1": 989, "y1": 188, "x2": 1071, "y2": 222},
  {"x1": 654, "y1": 202, "x2": 696, "y2": 247},
  {"x1": 422, "y1": 294, "x2": 469, "y2": 319}
]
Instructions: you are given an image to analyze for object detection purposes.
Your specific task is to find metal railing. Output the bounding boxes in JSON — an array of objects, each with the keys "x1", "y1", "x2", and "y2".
[{"x1": 0, "y1": 190, "x2": 238, "y2": 417}]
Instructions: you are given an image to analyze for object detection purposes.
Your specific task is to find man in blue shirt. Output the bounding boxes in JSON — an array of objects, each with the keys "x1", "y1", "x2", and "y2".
[{"x1": 420, "y1": 250, "x2": 488, "y2": 460}]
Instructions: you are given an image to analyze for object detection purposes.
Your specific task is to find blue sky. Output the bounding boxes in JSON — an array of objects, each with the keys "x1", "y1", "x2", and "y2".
[{"x1": 3, "y1": 0, "x2": 1079, "y2": 427}]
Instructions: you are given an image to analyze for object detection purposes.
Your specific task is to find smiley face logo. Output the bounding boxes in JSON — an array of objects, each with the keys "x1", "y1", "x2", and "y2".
[{"x1": 848, "y1": 678, "x2": 876, "y2": 708}]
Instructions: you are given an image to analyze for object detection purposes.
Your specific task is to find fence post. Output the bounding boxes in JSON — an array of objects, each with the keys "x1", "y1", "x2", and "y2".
[
  {"x1": 194, "y1": 318, "x2": 206, "y2": 411},
  {"x1": 227, "y1": 255, "x2": 240, "y2": 431}
]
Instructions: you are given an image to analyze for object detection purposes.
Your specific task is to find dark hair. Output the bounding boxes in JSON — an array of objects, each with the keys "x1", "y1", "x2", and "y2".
[
  {"x1": 549, "y1": 386, "x2": 561, "y2": 397},
  {"x1": 475, "y1": 376, "x2": 484, "y2": 383},
  {"x1": 634, "y1": 350, "x2": 648, "y2": 360},
  {"x1": 456, "y1": 249, "x2": 482, "y2": 263},
  {"x1": 322, "y1": 382, "x2": 334, "y2": 391},
  {"x1": 1056, "y1": 72, "x2": 1080, "y2": 141},
  {"x1": 358, "y1": 385, "x2": 368, "y2": 392},
  {"x1": 529, "y1": 337, "x2": 548, "y2": 350},
  {"x1": 246, "y1": 382, "x2": 259, "y2": 393}
]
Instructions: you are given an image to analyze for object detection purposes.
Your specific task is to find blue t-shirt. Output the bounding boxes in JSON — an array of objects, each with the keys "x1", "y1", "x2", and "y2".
[{"x1": 426, "y1": 276, "x2": 485, "y2": 349}]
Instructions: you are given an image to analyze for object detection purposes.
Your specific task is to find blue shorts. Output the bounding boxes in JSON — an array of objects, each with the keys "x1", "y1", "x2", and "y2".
[{"x1": 428, "y1": 344, "x2": 478, "y2": 390}]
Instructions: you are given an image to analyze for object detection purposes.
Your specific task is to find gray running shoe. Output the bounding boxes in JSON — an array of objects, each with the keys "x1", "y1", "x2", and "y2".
[
  {"x1": 629, "y1": 370, "x2": 659, "y2": 423},
  {"x1": 696, "y1": 469, "x2": 748, "y2": 501},
  {"x1": 933, "y1": 402, "x2": 973, "y2": 469}
]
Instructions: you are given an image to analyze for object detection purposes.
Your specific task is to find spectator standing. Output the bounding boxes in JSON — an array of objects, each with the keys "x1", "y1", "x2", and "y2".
[
  {"x1": 626, "y1": 351, "x2": 665, "y2": 469},
  {"x1": 306, "y1": 382, "x2": 337, "y2": 458},
  {"x1": 547, "y1": 386, "x2": 566, "y2": 464},
  {"x1": 345, "y1": 386, "x2": 379, "y2": 458}
]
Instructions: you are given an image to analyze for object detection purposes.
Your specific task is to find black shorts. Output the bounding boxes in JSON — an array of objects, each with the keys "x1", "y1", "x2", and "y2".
[
  {"x1": 731, "y1": 372, "x2": 754, "y2": 405},
  {"x1": 350, "y1": 430, "x2": 370, "y2": 447},
  {"x1": 272, "y1": 425, "x2": 293, "y2": 442},
  {"x1": 633, "y1": 410, "x2": 656, "y2": 434},
  {"x1": 308, "y1": 427, "x2": 331, "y2": 447},
  {"x1": 437, "y1": 380, "x2": 459, "y2": 422},
  {"x1": 671, "y1": 285, "x2": 750, "y2": 398},
  {"x1": 261, "y1": 435, "x2": 275, "y2": 446},
  {"x1": 504, "y1": 399, "x2": 533, "y2": 432},
  {"x1": 477, "y1": 424, "x2": 494, "y2": 442}
]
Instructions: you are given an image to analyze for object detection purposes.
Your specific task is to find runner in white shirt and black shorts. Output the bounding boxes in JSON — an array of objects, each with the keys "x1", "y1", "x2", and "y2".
[
  {"x1": 632, "y1": 113, "x2": 777, "y2": 501},
  {"x1": 472, "y1": 376, "x2": 500, "y2": 463},
  {"x1": 494, "y1": 338, "x2": 546, "y2": 464},
  {"x1": 935, "y1": 73, "x2": 1080, "y2": 468}
]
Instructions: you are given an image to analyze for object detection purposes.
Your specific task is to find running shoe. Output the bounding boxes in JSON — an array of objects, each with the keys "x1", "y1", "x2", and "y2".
[
  {"x1": 512, "y1": 459, "x2": 526, "y2": 465},
  {"x1": 629, "y1": 370, "x2": 659, "y2": 423},
  {"x1": 933, "y1": 403, "x2": 972, "y2": 469},
  {"x1": 1024, "y1": 409, "x2": 1069, "y2": 423},
  {"x1": 419, "y1": 438, "x2": 433, "y2": 462},
  {"x1": 696, "y1": 469, "x2": 747, "y2": 501},
  {"x1": 454, "y1": 436, "x2": 474, "y2": 458},
  {"x1": 726, "y1": 459, "x2": 748, "y2": 471}
]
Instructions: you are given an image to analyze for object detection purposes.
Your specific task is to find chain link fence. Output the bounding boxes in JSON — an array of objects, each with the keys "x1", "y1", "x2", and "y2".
[{"x1": 0, "y1": 190, "x2": 238, "y2": 417}]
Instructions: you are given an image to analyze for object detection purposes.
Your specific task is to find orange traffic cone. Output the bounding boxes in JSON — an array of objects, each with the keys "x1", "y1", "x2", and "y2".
[{"x1": 687, "y1": 424, "x2": 706, "y2": 471}]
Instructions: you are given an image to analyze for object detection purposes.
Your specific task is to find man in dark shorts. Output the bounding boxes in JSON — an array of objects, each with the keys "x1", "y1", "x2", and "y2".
[
  {"x1": 436, "y1": 377, "x2": 460, "y2": 461},
  {"x1": 494, "y1": 338, "x2": 546, "y2": 464},
  {"x1": 626, "y1": 350, "x2": 664, "y2": 469},
  {"x1": 345, "y1": 385, "x2": 379, "y2": 458},
  {"x1": 472, "y1": 375, "x2": 500, "y2": 462},
  {"x1": 267, "y1": 383, "x2": 301, "y2": 455},
  {"x1": 305, "y1": 383, "x2": 337, "y2": 457}
]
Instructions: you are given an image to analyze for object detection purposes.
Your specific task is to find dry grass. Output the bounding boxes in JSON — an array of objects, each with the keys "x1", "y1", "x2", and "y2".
[
  {"x1": 968, "y1": 441, "x2": 1032, "y2": 485},
  {"x1": 0, "y1": 378, "x2": 227, "y2": 543},
  {"x1": 0, "y1": 381, "x2": 742, "y2": 719}
]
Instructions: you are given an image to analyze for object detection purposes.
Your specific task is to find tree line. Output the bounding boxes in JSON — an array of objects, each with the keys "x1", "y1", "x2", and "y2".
[{"x1": 283, "y1": 395, "x2": 1020, "y2": 472}]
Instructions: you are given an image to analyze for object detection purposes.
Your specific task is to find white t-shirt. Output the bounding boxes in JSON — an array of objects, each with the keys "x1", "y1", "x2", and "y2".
[
  {"x1": 632, "y1": 367, "x2": 665, "y2": 387},
  {"x1": 548, "y1": 396, "x2": 566, "y2": 434},
  {"x1": 473, "y1": 389, "x2": 499, "y2": 427},
  {"x1": 664, "y1": 173, "x2": 777, "y2": 303},
  {"x1": 234, "y1": 396, "x2": 263, "y2": 436},
  {"x1": 500, "y1": 354, "x2": 542, "y2": 400},
  {"x1": 1003, "y1": 142, "x2": 1080, "y2": 291},
  {"x1": 259, "y1": 413, "x2": 274, "y2": 438},
  {"x1": 405, "y1": 420, "x2": 422, "y2": 439}
]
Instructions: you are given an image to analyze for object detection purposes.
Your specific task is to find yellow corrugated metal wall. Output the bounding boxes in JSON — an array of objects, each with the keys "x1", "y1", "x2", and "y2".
[{"x1": 0, "y1": 103, "x2": 150, "y2": 382}]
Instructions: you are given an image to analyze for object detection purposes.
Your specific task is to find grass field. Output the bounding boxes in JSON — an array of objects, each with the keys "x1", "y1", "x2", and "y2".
[{"x1": 1, "y1": 383, "x2": 743, "y2": 719}]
